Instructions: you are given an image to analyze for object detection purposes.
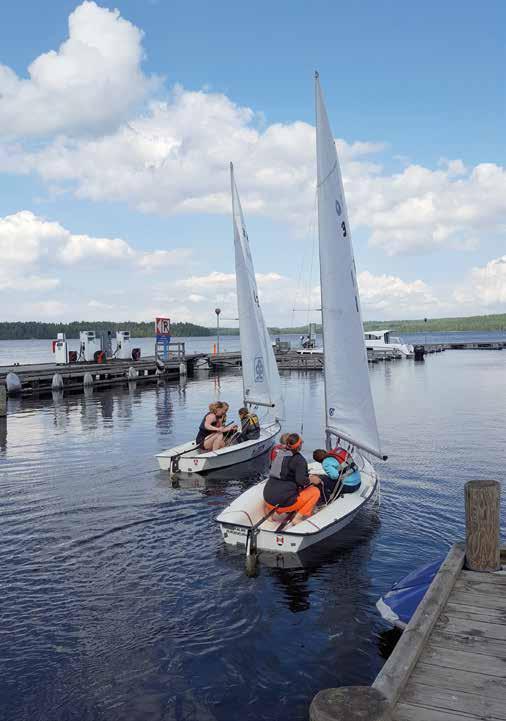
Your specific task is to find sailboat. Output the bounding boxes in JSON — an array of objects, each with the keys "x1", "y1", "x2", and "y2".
[
  {"x1": 215, "y1": 73, "x2": 386, "y2": 552},
  {"x1": 156, "y1": 164, "x2": 284, "y2": 474}
]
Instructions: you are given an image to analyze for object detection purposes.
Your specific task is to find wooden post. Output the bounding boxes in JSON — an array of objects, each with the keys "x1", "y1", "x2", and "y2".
[
  {"x1": 0, "y1": 385, "x2": 6, "y2": 417},
  {"x1": 465, "y1": 480, "x2": 501, "y2": 572},
  {"x1": 310, "y1": 687, "x2": 392, "y2": 721}
]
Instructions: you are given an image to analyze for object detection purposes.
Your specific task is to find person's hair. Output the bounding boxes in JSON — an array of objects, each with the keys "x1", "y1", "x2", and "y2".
[
  {"x1": 313, "y1": 449, "x2": 327, "y2": 463},
  {"x1": 209, "y1": 401, "x2": 228, "y2": 414},
  {"x1": 279, "y1": 433, "x2": 290, "y2": 445},
  {"x1": 286, "y1": 433, "x2": 302, "y2": 450},
  {"x1": 238, "y1": 407, "x2": 248, "y2": 417}
]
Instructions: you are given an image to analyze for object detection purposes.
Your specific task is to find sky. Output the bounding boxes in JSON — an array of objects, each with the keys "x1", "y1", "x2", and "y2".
[{"x1": 0, "y1": 0, "x2": 505, "y2": 327}]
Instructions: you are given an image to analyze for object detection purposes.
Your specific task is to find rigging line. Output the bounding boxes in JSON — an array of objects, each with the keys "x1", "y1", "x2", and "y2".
[
  {"x1": 299, "y1": 188, "x2": 318, "y2": 438},
  {"x1": 316, "y1": 159, "x2": 337, "y2": 189}
]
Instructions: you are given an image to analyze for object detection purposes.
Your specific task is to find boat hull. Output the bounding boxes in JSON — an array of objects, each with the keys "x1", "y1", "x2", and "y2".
[
  {"x1": 216, "y1": 456, "x2": 378, "y2": 553},
  {"x1": 156, "y1": 422, "x2": 280, "y2": 474}
]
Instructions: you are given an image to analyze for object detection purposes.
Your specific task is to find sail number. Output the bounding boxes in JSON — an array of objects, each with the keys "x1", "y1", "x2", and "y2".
[{"x1": 341, "y1": 221, "x2": 347, "y2": 237}]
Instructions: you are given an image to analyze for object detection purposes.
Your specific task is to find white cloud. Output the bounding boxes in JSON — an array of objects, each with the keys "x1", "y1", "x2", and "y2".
[
  {"x1": 454, "y1": 256, "x2": 506, "y2": 309},
  {"x1": 3, "y1": 84, "x2": 504, "y2": 259},
  {"x1": 0, "y1": 1, "x2": 156, "y2": 138},
  {"x1": 0, "y1": 271, "x2": 60, "y2": 292},
  {"x1": 0, "y1": 211, "x2": 191, "y2": 295},
  {"x1": 138, "y1": 248, "x2": 192, "y2": 271},
  {"x1": 358, "y1": 271, "x2": 439, "y2": 314}
]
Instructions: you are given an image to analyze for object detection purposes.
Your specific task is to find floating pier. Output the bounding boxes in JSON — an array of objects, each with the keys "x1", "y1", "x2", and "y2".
[
  {"x1": 206, "y1": 347, "x2": 399, "y2": 371},
  {"x1": 310, "y1": 480, "x2": 505, "y2": 721},
  {"x1": 0, "y1": 343, "x2": 205, "y2": 397}
]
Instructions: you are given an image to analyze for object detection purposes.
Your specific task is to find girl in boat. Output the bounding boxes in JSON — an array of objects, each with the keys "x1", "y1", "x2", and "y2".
[
  {"x1": 196, "y1": 402, "x2": 237, "y2": 451},
  {"x1": 312, "y1": 448, "x2": 361, "y2": 494},
  {"x1": 263, "y1": 433, "x2": 322, "y2": 526}
]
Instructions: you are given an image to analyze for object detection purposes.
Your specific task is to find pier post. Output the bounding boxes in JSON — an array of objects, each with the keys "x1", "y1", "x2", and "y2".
[
  {"x1": 465, "y1": 480, "x2": 501, "y2": 572},
  {"x1": 310, "y1": 687, "x2": 392, "y2": 721},
  {"x1": 0, "y1": 385, "x2": 6, "y2": 417}
]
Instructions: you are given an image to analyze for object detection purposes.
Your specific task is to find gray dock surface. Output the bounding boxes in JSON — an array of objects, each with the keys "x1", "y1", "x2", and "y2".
[{"x1": 374, "y1": 545, "x2": 506, "y2": 721}]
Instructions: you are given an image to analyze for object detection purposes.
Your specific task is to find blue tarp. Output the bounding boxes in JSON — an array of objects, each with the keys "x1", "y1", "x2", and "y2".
[{"x1": 376, "y1": 558, "x2": 444, "y2": 628}]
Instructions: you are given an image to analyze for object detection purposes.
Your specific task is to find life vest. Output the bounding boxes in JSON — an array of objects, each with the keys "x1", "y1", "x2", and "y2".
[
  {"x1": 270, "y1": 447, "x2": 292, "y2": 479},
  {"x1": 242, "y1": 413, "x2": 259, "y2": 432},
  {"x1": 327, "y1": 447, "x2": 352, "y2": 466}
]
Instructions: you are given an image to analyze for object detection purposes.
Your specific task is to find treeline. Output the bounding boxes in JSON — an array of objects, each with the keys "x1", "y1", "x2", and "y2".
[
  {"x1": 0, "y1": 321, "x2": 213, "y2": 340},
  {"x1": 1, "y1": 313, "x2": 505, "y2": 340},
  {"x1": 270, "y1": 313, "x2": 506, "y2": 335}
]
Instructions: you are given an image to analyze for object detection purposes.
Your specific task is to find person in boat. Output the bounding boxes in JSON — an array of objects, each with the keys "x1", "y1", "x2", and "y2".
[
  {"x1": 196, "y1": 401, "x2": 237, "y2": 451},
  {"x1": 312, "y1": 448, "x2": 361, "y2": 494},
  {"x1": 263, "y1": 433, "x2": 322, "y2": 526},
  {"x1": 235, "y1": 407, "x2": 261, "y2": 442},
  {"x1": 270, "y1": 433, "x2": 289, "y2": 461}
]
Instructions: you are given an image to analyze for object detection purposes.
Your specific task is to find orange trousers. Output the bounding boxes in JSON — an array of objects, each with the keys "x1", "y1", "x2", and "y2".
[{"x1": 266, "y1": 485, "x2": 320, "y2": 517}]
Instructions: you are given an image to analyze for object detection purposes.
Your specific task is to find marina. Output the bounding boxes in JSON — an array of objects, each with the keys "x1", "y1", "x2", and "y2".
[{"x1": 1, "y1": 347, "x2": 504, "y2": 721}]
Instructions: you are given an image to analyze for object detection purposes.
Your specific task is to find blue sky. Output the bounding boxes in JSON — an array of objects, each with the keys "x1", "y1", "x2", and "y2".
[{"x1": 0, "y1": 0, "x2": 505, "y2": 325}]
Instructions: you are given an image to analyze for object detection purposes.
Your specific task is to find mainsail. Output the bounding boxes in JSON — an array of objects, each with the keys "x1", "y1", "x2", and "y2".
[
  {"x1": 231, "y1": 163, "x2": 284, "y2": 420},
  {"x1": 315, "y1": 74, "x2": 382, "y2": 458}
]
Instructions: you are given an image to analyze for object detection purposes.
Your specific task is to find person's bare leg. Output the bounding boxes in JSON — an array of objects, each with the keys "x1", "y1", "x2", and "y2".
[
  {"x1": 203, "y1": 433, "x2": 220, "y2": 450},
  {"x1": 212, "y1": 434, "x2": 225, "y2": 450}
]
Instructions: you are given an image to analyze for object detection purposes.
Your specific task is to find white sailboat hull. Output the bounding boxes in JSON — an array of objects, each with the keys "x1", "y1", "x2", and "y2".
[
  {"x1": 156, "y1": 422, "x2": 280, "y2": 474},
  {"x1": 216, "y1": 456, "x2": 378, "y2": 553}
]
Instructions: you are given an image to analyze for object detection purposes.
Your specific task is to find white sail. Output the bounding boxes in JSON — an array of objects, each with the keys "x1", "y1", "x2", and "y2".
[
  {"x1": 231, "y1": 163, "x2": 284, "y2": 420},
  {"x1": 315, "y1": 74, "x2": 382, "y2": 458}
]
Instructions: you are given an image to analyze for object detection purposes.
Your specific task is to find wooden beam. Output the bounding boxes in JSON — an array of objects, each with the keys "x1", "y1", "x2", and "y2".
[{"x1": 373, "y1": 543, "x2": 465, "y2": 705}]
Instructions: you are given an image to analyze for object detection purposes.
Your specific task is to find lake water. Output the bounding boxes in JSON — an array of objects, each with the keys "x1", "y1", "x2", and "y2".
[
  {"x1": 1, "y1": 345, "x2": 505, "y2": 720},
  {"x1": 1, "y1": 330, "x2": 505, "y2": 365}
]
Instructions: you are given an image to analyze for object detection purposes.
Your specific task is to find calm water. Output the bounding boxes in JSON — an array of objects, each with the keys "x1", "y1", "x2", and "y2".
[
  {"x1": 1, "y1": 330, "x2": 505, "y2": 365},
  {"x1": 1, "y1": 348, "x2": 505, "y2": 720}
]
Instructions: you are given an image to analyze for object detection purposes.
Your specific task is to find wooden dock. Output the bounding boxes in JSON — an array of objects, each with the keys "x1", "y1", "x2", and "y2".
[
  {"x1": 207, "y1": 347, "x2": 398, "y2": 371},
  {"x1": 0, "y1": 346, "x2": 206, "y2": 396},
  {"x1": 311, "y1": 480, "x2": 506, "y2": 721}
]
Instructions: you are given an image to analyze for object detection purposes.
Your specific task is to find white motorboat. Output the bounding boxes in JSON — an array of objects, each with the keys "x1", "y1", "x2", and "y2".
[
  {"x1": 216, "y1": 73, "x2": 386, "y2": 553},
  {"x1": 156, "y1": 164, "x2": 284, "y2": 474},
  {"x1": 364, "y1": 330, "x2": 414, "y2": 358}
]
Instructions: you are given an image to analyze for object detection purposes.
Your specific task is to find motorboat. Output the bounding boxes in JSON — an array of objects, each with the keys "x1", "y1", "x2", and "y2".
[{"x1": 364, "y1": 330, "x2": 414, "y2": 358}]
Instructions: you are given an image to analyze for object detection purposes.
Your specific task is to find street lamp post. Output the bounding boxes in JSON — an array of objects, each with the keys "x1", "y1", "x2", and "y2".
[{"x1": 215, "y1": 308, "x2": 221, "y2": 355}]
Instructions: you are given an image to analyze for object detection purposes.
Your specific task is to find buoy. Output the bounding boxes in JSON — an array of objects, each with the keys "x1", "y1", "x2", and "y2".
[
  {"x1": 128, "y1": 367, "x2": 139, "y2": 379},
  {"x1": 52, "y1": 373, "x2": 64, "y2": 391},
  {"x1": 83, "y1": 373, "x2": 94, "y2": 387},
  {"x1": 5, "y1": 372, "x2": 22, "y2": 395}
]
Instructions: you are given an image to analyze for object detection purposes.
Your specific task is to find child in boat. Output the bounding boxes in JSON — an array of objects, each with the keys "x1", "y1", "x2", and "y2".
[
  {"x1": 196, "y1": 402, "x2": 237, "y2": 451},
  {"x1": 312, "y1": 448, "x2": 361, "y2": 494},
  {"x1": 263, "y1": 433, "x2": 322, "y2": 526},
  {"x1": 236, "y1": 407, "x2": 261, "y2": 442},
  {"x1": 270, "y1": 433, "x2": 289, "y2": 461}
]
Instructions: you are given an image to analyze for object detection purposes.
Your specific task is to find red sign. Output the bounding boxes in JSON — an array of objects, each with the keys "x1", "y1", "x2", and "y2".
[{"x1": 155, "y1": 317, "x2": 171, "y2": 336}]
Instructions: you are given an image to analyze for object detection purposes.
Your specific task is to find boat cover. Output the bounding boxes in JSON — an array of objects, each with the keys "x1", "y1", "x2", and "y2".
[{"x1": 376, "y1": 558, "x2": 443, "y2": 629}]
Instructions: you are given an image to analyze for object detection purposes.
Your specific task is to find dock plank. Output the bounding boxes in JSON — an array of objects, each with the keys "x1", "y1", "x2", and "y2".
[
  {"x1": 445, "y1": 602, "x2": 506, "y2": 624},
  {"x1": 435, "y1": 614, "x2": 506, "y2": 641},
  {"x1": 460, "y1": 570, "x2": 506, "y2": 586},
  {"x1": 452, "y1": 589, "x2": 506, "y2": 611},
  {"x1": 429, "y1": 628, "x2": 506, "y2": 658},
  {"x1": 411, "y1": 662, "x2": 506, "y2": 699},
  {"x1": 421, "y1": 643, "x2": 506, "y2": 677},
  {"x1": 401, "y1": 681, "x2": 506, "y2": 719},
  {"x1": 395, "y1": 702, "x2": 501, "y2": 721}
]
